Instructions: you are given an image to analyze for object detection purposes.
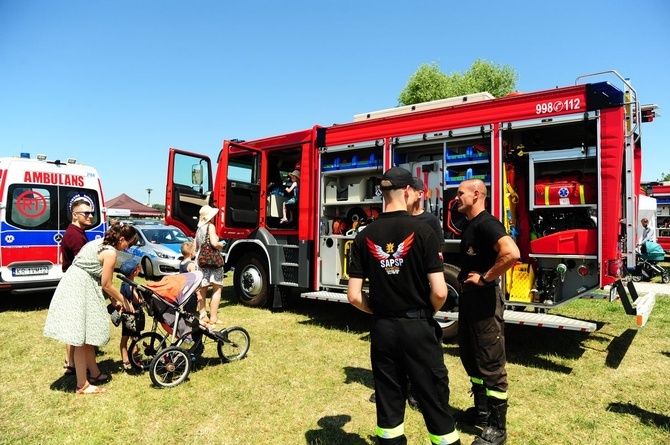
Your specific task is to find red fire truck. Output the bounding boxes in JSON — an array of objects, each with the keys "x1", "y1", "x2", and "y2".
[{"x1": 166, "y1": 70, "x2": 657, "y2": 335}]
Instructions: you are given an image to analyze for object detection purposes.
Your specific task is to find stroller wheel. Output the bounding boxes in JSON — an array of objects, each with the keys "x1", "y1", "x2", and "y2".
[
  {"x1": 129, "y1": 332, "x2": 165, "y2": 371},
  {"x1": 149, "y1": 346, "x2": 191, "y2": 388},
  {"x1": 663, "y1": 273, "x2": 670, "y2": 284},
  {"x1": 217, "y1": 327, "x2": 251, "y2": 362},
  {"x1": 631, "y1": 274, "x2": 643, "y2": 283}
]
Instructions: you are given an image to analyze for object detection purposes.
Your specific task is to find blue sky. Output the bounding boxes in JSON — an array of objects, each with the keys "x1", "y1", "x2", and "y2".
[{"x1": 1, "y1": 1, "x2": 669, "y2": 207}]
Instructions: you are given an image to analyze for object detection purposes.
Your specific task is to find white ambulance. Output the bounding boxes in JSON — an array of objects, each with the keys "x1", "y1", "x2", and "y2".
[{"x1": 0, "y1": 153, "x2": 107, "y2": 294}]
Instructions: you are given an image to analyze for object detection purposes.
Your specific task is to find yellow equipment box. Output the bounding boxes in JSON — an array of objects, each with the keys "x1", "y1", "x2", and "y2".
[{"x1": 508, "y1": 262, "x2": 535, "y2": 302}]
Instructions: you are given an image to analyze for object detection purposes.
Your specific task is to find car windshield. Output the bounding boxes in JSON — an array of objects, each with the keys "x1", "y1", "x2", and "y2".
[{"x1": 143, "y1": 228, "x2": 190, "y2": 244}]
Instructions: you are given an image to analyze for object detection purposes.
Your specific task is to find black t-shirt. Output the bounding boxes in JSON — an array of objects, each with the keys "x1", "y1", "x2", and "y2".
[
  {"x1": 457, "y1": 211, "x2": 508, "y2": 282},
  {"x1": 349, "y1": 210, "x2": 444, "y2": 315},
  {"x1": 415, "y1": 210, "x2": 446, "y2": 248}
]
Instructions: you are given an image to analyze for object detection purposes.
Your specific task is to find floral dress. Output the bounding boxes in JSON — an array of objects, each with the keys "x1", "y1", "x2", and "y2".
[{"x1": 43, "y1": 239, "x2": 114, "y2": 347}]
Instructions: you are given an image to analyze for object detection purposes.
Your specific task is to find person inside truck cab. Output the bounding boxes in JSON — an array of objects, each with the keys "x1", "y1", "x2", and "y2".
[{"x1": 280, "y1": 170, "x2": 300, "y2": 224}]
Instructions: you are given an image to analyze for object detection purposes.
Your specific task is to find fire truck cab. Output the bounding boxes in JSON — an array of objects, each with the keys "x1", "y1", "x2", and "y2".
[
  {"x1": 166, "y1": 70, "x2": 656, "y2": 333},
  {"x1": 0, "y1": 153, "x2": 107, "y2": 295}
]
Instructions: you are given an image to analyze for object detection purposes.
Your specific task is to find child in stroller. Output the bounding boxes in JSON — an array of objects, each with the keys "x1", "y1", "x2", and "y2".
[
  {"x1": 632, "y1": 241, "x2": 669, "y2": 283},
  {"x1": 119, "y1": 270, "x2": 250, "y2": 388}
]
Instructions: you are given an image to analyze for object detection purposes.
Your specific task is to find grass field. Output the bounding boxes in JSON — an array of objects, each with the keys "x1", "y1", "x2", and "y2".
[{"x1": 0, "y1": 276, "x2": 668, "y2": 444}]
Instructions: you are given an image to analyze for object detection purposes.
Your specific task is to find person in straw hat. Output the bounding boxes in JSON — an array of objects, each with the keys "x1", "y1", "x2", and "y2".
[
  {"x1": 280, "y1": 170, "x2": 300, "y2": 224},
  {"x1": 195, "y1": 205, "x2": 226, "y2": 325}
]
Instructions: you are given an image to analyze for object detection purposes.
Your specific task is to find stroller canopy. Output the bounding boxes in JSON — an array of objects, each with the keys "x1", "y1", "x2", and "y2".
[
  {"x1": 641, "y1": 241, "x2": 666, "y2": 262},
  {"x1": 145, "y1": 271, "x2": 203, "y2": 305}
]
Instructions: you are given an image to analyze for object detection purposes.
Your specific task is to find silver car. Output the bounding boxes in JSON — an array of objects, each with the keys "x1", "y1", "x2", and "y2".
[{"x1": 116, "y1": 222, "x2": 191, "y2": 279}]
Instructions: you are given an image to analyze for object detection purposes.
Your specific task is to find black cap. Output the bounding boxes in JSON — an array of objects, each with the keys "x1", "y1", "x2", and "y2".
[
  {"x1": 411, "y1": 176, "x2": 424, "y2": 191},
  {"x1": 380, "y1": 167, "x2": 413, "y2": 190}
]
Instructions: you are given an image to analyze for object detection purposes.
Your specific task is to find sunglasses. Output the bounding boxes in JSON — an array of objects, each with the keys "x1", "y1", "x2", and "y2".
[{"x1": 74, "y1": 211, "x2": 94, "y2": 217}]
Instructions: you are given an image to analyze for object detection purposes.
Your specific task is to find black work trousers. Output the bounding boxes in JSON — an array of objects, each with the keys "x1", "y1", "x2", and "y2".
[
  {"x1": 458, "y1": 284, "x2": 508, "y2": 393},
  {"x1": 371, "y1": 314, "x2": 455, "y2": 444}
]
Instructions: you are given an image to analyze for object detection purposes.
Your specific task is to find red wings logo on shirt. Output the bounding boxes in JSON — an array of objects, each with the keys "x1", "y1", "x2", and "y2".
[{"x1": 366, "y1": 233, "x2": 414, "y2": 274}]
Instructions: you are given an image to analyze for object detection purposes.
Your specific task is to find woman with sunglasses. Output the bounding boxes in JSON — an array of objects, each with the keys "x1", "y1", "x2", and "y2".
[
  {"x1": 44, "y1": 221, "x2": 139, "y2": 395},
  {"x1": 60, "y1": 198, "x2": 96, "y2": 376}
]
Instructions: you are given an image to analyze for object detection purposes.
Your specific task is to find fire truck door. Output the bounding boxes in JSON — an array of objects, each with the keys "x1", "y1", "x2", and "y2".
[
  {"x1": 166, "y1": 148, "x2": 213, "y2": 236},
  {"x1": 220, "y1": 140, "x2": 263, "y2": 230}
]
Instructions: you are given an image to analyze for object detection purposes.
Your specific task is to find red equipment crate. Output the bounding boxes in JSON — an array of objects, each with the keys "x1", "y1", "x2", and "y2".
[
  {"x1": 530, "y1": 228, "x2": 597, "y2": 255},
  {"x1": 534, "y1": 173, "x2": 597, "y2": 206}
]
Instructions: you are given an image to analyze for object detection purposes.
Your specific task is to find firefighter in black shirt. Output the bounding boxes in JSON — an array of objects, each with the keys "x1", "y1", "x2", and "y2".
[
  {"x1": 455, "y1": 179, "x2": 519, "y2": 445},
  {"x1": 348, "y1": 167, "x2": 460, "y2": 445}
]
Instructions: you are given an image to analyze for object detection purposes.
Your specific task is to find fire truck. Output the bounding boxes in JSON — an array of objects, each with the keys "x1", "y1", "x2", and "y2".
[
  {"x1": 166, "y1": 70, "x2": 657, "y2": 335},
  {"x1": 0, "y1": 153, "x2": 107, "y2": 294}
]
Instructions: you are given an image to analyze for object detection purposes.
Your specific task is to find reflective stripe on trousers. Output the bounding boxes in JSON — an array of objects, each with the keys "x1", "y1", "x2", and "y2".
[
  {"x1": 429, "y1": 429, "x2": 460, "y2": 444},
  {"x1": 377, "y1": 423, "x2": 404, "y2": 440}
]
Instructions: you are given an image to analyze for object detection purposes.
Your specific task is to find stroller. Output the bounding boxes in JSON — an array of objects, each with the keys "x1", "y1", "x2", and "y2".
[
  {"x1": 119, "y1": 271, "x2": 250, "y2": 388},
  {"x1": 632, "y1": 241, "x2": 669, "y2": 283}
]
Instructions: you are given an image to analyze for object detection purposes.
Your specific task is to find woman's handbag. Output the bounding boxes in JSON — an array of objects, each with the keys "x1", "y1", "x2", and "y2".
[{"x1": 197, "y1": 234, "x2": 224, "y2": 268}]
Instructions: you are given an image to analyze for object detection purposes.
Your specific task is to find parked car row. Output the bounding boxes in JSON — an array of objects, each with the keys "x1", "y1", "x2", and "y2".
[{"x1": 115, "y1": 221, "x2": 192, "y2": 280}]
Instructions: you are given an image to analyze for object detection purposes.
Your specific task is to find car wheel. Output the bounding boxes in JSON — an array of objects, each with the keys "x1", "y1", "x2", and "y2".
[{"x1": 142, "y1": 257, "x2": 154, "y2": 280}]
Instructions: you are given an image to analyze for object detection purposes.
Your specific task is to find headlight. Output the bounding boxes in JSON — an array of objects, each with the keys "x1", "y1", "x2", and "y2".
[{"x1": 155, "y1": 251, "x2": 175, "y2": 260}]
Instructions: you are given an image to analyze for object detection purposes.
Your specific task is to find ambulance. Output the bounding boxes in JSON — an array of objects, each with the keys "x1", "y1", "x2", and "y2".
[{"x1": 0, "y1": 153, "x2": 107, "y2": 294}]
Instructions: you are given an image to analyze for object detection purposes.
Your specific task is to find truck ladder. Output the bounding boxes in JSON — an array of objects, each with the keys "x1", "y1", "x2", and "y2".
[{"x1": 576, "y1": 70, "x2": 641, "y2": 267}]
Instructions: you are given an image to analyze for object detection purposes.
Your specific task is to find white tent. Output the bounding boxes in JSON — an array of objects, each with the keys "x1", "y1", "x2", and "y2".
[{"x1": 638, "y1": 194, "x2": 657, "y2": 243}]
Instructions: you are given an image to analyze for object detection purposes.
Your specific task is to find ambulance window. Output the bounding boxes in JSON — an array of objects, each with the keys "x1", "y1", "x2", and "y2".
[
  {"x1": 7, "y1": 185, "x2": 55, "y2": 230},
  {"x1": 60, "y1": 188, "x2": 101, "y2": 229}
]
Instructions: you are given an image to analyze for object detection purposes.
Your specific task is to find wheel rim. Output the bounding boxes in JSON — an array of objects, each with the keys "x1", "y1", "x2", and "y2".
[
  {"x1": 151, "y1": 347, "x2": 190, "y2": 387},
  {"x1": 217, "y1": 327, "x2": 250, "y2": 362},
  {"x1": 240, "y1": 266, "x2": 263, "y2": 297}
]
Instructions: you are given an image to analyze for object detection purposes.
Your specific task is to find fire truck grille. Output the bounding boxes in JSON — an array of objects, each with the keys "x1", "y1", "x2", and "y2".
[
  {"x1": 282, "y1": 265, "x2": 297, "y2": 282},
  {"x1": 283, "y1": 247, "x2": 298, "y2": 263}
]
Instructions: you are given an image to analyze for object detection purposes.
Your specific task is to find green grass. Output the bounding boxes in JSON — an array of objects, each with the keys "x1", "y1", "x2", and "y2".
[{"x1": 0, "y1": 276, "x2": 669, "y2": 444}]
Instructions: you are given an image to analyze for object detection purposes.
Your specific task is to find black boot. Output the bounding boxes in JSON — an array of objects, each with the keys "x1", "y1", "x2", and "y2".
[
  {"x1": 456, "y1": 384, "x2": 488, "y2": 428},
  {"x1": 472, "y1": 398, "x2": 507, "y2": 445}
]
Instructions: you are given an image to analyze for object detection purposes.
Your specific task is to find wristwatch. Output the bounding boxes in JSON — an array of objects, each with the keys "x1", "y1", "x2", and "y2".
[{"x1": 479, "y1": 272, "x2": 491, "y2": 285}]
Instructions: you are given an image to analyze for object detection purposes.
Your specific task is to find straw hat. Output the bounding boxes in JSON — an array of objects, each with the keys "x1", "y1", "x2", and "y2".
[
  {"x1": 289, "y1": 170, "x2": 300, "y2": 179},
  {"x1": 198, "y1": 205, "x2": 219, "y2": 227}
]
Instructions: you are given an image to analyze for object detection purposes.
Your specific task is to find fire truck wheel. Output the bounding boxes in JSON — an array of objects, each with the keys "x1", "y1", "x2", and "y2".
[
  {"x1": 440, "y1": 264, "x2": 461, "y2": 342},
  {"x1": 142, "y1": 257, "x2": 155, "y2": 280},
  {"x1": 234, "y1": 252, "x2": 269, "y2": 307}
]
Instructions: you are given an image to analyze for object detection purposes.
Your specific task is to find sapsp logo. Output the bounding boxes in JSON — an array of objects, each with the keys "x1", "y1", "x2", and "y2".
[{"x1": 366, "y1": 233, "x2": 415, "y2": 275}]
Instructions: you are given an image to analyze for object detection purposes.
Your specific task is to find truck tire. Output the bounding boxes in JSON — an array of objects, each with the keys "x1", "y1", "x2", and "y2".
[
  {"x1": 234, "y1": 252, "x2": 269, "y2": 307},
  {"x1": 441, "y1": 264, "x2": 461, "y2": 342}
]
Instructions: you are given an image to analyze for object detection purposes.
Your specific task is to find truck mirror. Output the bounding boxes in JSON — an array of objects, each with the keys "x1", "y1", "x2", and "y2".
[{"x1": 191, "y1": 164, "x2": 203, "y2": 186}]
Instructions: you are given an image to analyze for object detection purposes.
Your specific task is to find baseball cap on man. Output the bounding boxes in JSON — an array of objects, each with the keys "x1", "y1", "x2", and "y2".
[
  {"x1": 411, "y1": 176, "x2": 425, "y2": 191},
  {"x1": 380, "y1": 167, "x2": 413, "y2": 190},
  {"x1": 120, "y1": 257, "x2": 141, "y2": 276}
]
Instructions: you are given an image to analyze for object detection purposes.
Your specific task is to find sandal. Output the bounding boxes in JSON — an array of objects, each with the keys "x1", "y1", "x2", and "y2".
[
  {"x1": 63, "y1": 360, "x2": 75, "y2": 375},
  {"x1": 122, "y1": 361, "x2": 132, "y2": 371},
  {"x1": 76, "y1": 382, "x2": 107, "y2": 395},
  {"x1": 88, "y1": 372, "x2": 111, "y2": 384}
]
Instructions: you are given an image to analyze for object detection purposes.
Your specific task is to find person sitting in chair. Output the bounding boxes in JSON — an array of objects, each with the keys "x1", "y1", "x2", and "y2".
[{"x1": 280, "y1": 170, "x2": 300, "y2": 224}]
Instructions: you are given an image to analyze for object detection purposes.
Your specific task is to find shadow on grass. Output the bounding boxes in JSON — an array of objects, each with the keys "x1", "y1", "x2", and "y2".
[
  {"x1": 457, "y1": 324, "x2": 589, "y2": 374},
  {"x1": 607, "y1": 402, "x2": 670, "y2": 430},
  {"x1": 304, "y1": 414, "x2": 369, "y2": 445},
  {"x1": 605, "y1": 328, "x2": 637, "y2": 369},
  {"x1": 0, "y1": 290, "x2": 53, "y2": 312},
  {"x1": 49, "y1": 358, "x2": 118, "y2": 393},
  {"x1": 343, "y1": 366, "x2": 374, "y2": 390}
]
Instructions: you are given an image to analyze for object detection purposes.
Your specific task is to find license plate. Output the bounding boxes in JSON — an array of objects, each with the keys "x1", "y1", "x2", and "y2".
[{"x1": 13, "y1": 266, "x2": 49, "y2": 276}]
